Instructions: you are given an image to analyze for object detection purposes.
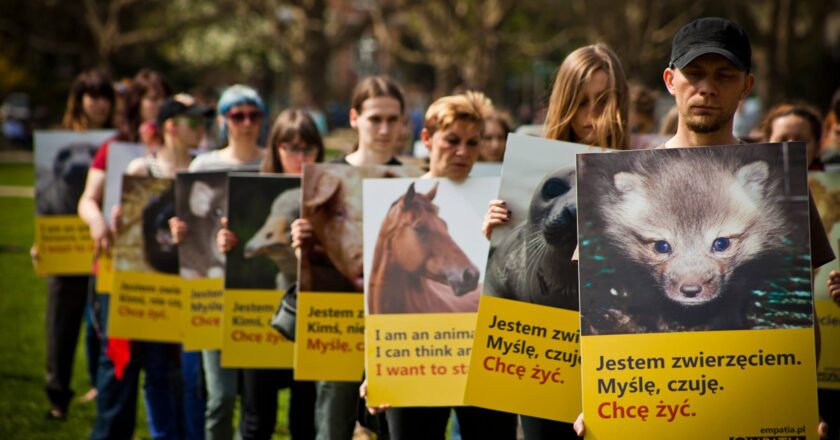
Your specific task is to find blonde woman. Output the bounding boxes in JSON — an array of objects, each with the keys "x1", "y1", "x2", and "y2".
[
  {"x1": 360, "y1": 91, "x2": 517, "y2": 440},
  {"x1": 482, "y1": 44, "x2": 629, "y2": 440}
]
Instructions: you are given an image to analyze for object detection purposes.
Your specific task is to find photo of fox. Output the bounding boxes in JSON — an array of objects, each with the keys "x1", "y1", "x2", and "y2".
[{"x1": 577, "y1": 143, "x2": 812, "y2": 334}]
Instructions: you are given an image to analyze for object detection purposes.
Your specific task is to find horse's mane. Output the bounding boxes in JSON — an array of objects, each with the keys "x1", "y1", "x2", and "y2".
[{"x1": 369, "y1": 187, "x2": 437, "y2": 313}]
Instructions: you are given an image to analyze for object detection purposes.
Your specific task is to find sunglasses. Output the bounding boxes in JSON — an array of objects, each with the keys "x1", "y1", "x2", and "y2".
[
  {"x1": 227, "y1": 111, "x2": 263, "y2": 124},
  {"x1": 280, "y1": 143, "x2": 318, "y2": 155}
]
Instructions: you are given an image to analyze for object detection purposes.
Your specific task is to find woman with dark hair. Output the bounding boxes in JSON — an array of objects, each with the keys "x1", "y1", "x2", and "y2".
[
  {"x1": 119, "y1": 68, "x2": 172, "y2": 144},
  {"x1": 77, "y1": 69, "x2": 180, "y2": 440},
  {"x1": 62, "y1": 70, "x2": 115, "y2": 131},
  {"x1": 41, "y1": 69, "x2": 116, "y2": 421},
  {"x1": 216, "y1": 109, "x2": 324, "y2": 440},
  {"x1": 760, "y1": 103, "x2": 823, "y2": 169}
]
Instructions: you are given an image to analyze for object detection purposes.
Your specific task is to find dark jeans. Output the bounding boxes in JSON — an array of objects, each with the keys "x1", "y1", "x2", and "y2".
[
  {"x1": 520, "y1": 415, "x2": 578, "y2": 440},
  {"x1": 239, "y1": 368, "x2": 316, "y2": 440},
  {"x1": 45, "y1": 275, "x2": 89, "y2": 412},
  {"x1": 385, "y1": 406, "x2": 517, "y2": 440},
  {"x1": 820, "y1": 388, "x2": 840, "y2": 440},
  {"x1": 89, "y1": 294, "x2": 181, "y2": 440}
]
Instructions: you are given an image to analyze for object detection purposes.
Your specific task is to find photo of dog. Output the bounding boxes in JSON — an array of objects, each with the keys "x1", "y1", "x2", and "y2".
[
  {"x1": 577, "y1": 143, "x2": 812, "y2": 335},
  {"x1": 175, "y1": 171, "x2": 228, "y2": 280},
  {"x1": 114, "y1": 175, "x2": 179, "y2": 275},
  {"x1": 300, "y1": 163, "x2": 422, "y2": 293},
  {"x1": 224, "y1": 174, "x2": 301, "y2": 291}
]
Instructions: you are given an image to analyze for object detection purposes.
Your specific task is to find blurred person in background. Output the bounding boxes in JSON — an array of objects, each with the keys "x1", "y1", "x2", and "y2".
[
  {"x1": 628, "y1": 83, "x2": 657, "y2": 134},
  {"x1": 77, "y1": 69, "x2": 178, "y2": 440},
  {"x1": 41, "y1": 69, "x2": 115, "y2": 421},
  {"x1": 171, "y1": 84, "x2": 266, "y2": 440},
  {"x1": 216, "y1": 108, "x2": 324, "y2": 440},
  {"x1": 479, "y1": 109, "x2": 513, "y2": 162},
  {"x1": 822, "y1": 93, "x2": 840, "y2": 165},
  {"x1": 760, "y1": 103, "x2": 823, "y2": 169}
]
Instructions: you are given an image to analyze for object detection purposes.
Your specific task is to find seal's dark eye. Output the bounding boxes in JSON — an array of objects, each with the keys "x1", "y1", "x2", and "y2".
[
  {"x1": 653, "y1": 240, "x2": 671, "y2": 254},
  {"x1": 712, "y1": 237, "x2": 730, "y2": 252},
  {"x1": 542, "y1": 178, "x2": 570, "y2": 199}
]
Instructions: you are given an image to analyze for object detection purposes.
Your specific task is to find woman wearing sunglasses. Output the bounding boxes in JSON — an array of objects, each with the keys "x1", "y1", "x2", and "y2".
[
  {"x1": 215, "y1": 109, "x2": 325, "y2": 440},
  {"x1": 170, "y1": 84, "x2": 267, "y2": 440}
]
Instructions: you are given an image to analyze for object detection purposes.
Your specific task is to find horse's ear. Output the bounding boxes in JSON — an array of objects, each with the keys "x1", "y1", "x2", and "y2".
[
  {"x1": 305, "y1": 172, "x2": 341, "y2": 209},
  {"x1": 403, "y1": 182, "x2": 416, "y2": 210},
  {"x1": 425, "y1": 182, "x2": 438, "y2": 201}
]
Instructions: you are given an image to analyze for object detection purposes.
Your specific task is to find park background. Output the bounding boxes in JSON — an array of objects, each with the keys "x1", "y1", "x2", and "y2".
[{"x1": 1, "y1": 0, "x2": 840, "y2": 438}]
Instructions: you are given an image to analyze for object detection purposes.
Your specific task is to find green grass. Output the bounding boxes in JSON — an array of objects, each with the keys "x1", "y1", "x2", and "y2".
[
  {"x1": 0, "y1": 196, "x2": 292, "y2": 439},
  {"x1": 0, "y1": 163, "x2": 34, "y2": 186}
]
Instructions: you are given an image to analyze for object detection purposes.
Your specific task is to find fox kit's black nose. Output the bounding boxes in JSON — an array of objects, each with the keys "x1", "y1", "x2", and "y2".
[{"x1": 680, "y1": 284, "x2": 702, "y2": 297}]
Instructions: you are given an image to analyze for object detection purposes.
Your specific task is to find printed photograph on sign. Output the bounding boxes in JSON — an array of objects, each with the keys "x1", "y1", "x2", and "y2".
[
  {"x1": 224, "y1": 174, "x2": 301, "y2": 291},
  {"x1": 363, "y1": 178, "x2": 492, "y2": 314},
  {"x1": 299, "y1": 163, "x2": 422, "y2": 293},
  {"x1": 114, "y1": 175, "x2": 178, "y2": 275},
  {"x1": 577, "y1": 143, "x2": 812, "y2": 335},
  {"x1": 809, "y1": 171, "x2": 840, "y2": 291},
  {"x1": 175, "y1": 171, "x2": 228, "y2": 279},
  {"x1": 482, "y1": 134, "x2": 601, "y2": 310},
  {"x1": 103, "y1": 142, "x2": 145, "y2": 227},
  {"x1": 34, "y1": 130, "x2": 112, "y2": 215}
]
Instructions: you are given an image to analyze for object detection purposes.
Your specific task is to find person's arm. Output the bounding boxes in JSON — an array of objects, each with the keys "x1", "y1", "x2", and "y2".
[
  {"x1": 78, "y1": 168, "x2": 111, "y2": 258},
  {"x1": 482, "y1": 199, "x2": 511, "y2": 240}
]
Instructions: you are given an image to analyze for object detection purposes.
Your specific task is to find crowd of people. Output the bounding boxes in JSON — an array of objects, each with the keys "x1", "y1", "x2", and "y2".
[{"x1": 33, "y1": 15, "x2": 840, "y2": 440}]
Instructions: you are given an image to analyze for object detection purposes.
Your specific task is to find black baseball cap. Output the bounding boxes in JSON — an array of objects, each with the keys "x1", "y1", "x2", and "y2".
[
  {"x1": 156, "y1": 94, "x2": 215, "y2": 127},
  {"x1": 669, "y1": 17, "x2": 751, "y2": 72}
]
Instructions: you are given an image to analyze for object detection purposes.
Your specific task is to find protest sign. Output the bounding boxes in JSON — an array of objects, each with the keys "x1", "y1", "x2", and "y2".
[
  {"x1": 363, "y1": 177, "x2": 496, "y2": 406},
  {"x1": 33, "y1": 130, "x2": 114, "y2": 276},
  {"x1": 463, "y1": 134, "x2": 599, "y2": 422},
  {"x1": 176, "y1": 171, "x2": 227, "y2": 351},
  {"x1": 96, "y1": 141, "x2": 145, "y2": 293},
  {"x1": 108, "y1": 175, "x2": 183, "y2": 342},
  {"x1": 577, "y1": 143, "x2": 818, "y2": 439},
  {"x1": 294, "y1": 163, "x2": 422, "y2": 381},
  {"x1": 221, "y1": 174, "x2": 299, "y2": 368},
  {"x1": 809, "y1": 171, "x2": 840, "y2": 390}
]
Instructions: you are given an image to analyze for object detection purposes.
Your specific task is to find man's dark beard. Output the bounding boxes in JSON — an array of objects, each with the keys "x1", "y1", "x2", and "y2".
[{"x1": 686, "y1": 113, "x2": 729, "y2": 134}]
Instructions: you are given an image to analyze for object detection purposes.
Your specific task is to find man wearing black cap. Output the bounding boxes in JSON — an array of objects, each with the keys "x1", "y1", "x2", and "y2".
[
  {"x1": 125, "y1": 94, "x2": 214, "y2": 176},
  {"x1": 661, "y1": 17, "x2": 754, "y2": 149},
  {"x1": 661, "y1": 16, "x2": 834, "y2": 440},
  {"x1": 574, "y1": 17, "x2": 834, "y2": 439}
]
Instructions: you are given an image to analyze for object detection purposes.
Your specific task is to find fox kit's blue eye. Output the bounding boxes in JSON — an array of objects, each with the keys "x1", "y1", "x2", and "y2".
[
  {"x1": 653, "y1": 240, "x2": 671, "y2": 254},
  {"x1": 712, "y1": 237, "x2": 731, "y2": 252}
]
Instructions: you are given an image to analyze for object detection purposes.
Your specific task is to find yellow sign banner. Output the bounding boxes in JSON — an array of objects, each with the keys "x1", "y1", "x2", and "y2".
[
  {"x1": 108, "y1": 270, "x2": 183, "y2": 342},
  {"x1": 463, "y1": 296, "x2": 581, "y2": 421},
  {"x1": 34, "y1": 216, "x2": 94, "y2": 276},
  {"x1": 365, "y1": 313, "x2": 475, "y2": 407},
  {"x1": 817, "y1": 299, "x2": 840, "y2": 390},
  {"x1": 182, "y1": 278, "x2": 224, "y2": 351},
  {"x1": 220, "y1": 289, "x2": 291, "y2": 368},
  {"x1": 581, "y1": 328, "x2": 818, "y2": 439},
  {"x1": 294, "y1": 292, "x2": 365, "y2": 381},
  {"x1": 96, "y1": 255, "x2": 114, "y2": 293}
]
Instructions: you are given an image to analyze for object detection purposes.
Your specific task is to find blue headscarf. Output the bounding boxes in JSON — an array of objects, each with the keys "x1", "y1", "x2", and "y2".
[{"x1": 217, "y1": 84, "x2": 268, "y2": 145}]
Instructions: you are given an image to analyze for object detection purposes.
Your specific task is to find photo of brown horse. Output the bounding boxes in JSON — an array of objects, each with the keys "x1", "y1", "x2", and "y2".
[{"x1": 367, "y1": 181, "x2": 481, "y2": 314}]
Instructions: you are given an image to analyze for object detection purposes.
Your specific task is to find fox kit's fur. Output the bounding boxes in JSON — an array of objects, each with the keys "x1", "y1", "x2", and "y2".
[{"x1": 599, "y1": 149, "x2": 789, "y2": 329}]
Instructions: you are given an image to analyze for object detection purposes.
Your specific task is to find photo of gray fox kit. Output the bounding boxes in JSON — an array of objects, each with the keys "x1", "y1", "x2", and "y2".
[{"x1": 577, "y1": 143, "x2": 812, "y2": 334}]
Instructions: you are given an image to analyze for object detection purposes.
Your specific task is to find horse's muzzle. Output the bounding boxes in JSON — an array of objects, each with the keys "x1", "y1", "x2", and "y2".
[{"x1": 450, "y1": 267, "x2": 479, "y2": 296}]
